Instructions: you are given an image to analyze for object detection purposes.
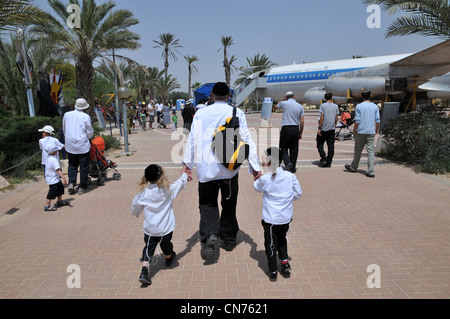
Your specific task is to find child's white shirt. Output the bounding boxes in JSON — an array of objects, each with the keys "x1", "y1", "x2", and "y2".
[
  {"x1": 39, "y1": 136, "x2": 64, "y2": 165},
  {"x1": 254, "y1": 167, "x2": 302, "y2": 225},
  {"x1": 131, "y1": 173, "x2": 188, "y2": 237},
  {"x1": 45, "y1": 156, "x2": 61, "y2": 185}
]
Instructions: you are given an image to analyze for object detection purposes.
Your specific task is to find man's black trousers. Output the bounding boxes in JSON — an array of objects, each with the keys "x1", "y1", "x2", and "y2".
[
  {"x1": 198, "y1": 173, "x2": 239, "y2": 245},
  {"x1": 279, "y1": 125, "x2": 300, "y2": 170}
]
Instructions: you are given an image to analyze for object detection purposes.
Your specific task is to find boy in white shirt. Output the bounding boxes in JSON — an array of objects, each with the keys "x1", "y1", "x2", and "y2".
[
  {"x1": 254, "y1": 147, "x2": 302, "y2": 282},
  {"x1": 38, "y1": 125, "x2": 64, "y2": 174},
  {"x1": 44, "y1": 141, "x2": 68, "y2": 212},
  {"x1": 131, "y1": 164, "x2": 189, "y2": 286}
]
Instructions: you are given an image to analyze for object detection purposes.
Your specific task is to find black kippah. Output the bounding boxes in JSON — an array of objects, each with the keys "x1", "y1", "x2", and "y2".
[
  {"x1": 145, "y1": 164, "x2": 162, "y2": 183},
  {"x1": 212, "y1": 82, "x2": 230, "y2": 96}
]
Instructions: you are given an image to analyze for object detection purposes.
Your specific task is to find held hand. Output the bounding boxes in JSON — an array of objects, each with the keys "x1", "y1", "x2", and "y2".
[
  {"x1": 182, "y1": 164, "x2": 193, "y2": 182},
  {"x1": 253, "y1": 170, "x2": 262, "y2": 181}
]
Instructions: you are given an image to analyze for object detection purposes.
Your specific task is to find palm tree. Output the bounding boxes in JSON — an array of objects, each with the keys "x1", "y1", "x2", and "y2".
[
  {"x1": 0, "y1": 38, "x2": 27, "y2": 114},
  {"x1": 191, "y1": 81, "x2": 202, "y2": 96},
  {"x1": 0, "y1": 0, "x2": 50, "y2": 32},
  {"x1": 154, "y1": 74, "x2": 181, "y2": 102},
  {"x1": 153, "y1": 33, "x2": 182, "y2": 80},
  {"x1": 218, "y1": 36, "x2": 237, "y2": 85},
  {"x1": 144, "y1": 66, "x2": 164, "y2": 101},
  {"x1": 31, "y1": 0, "x2": 140, "y2": 116},
  {"x1": 184, "y1": 55, "x2": 199, "y2": 99},
  {"x1": 363, "y1": 0, "x2": 450, "y2": 39},
  {"x1": 235, "y1": 53, "x2": 277, "y2": 86},
  {"x1": 128, "y1": 65, "x2": 149, "y2": 102}
]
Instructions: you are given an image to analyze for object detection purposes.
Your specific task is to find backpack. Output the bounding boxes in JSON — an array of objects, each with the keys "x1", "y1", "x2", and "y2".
[{"x1": 211, "y1": 107, "x2": 249, "y2": 170}]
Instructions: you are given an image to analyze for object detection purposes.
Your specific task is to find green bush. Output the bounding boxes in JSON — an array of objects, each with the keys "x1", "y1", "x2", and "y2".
[
  {"x1": 381, "y1": 110, "x2": 450, "y2": 175},
  {"x1": 0, "y1": 116, "x2": 121, "y2": 177},
  {"x1": 0, "y1": 115, "x2": 63, "y2": 176}
]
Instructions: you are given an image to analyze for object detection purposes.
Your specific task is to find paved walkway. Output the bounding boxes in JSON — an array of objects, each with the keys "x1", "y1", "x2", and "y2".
[{"x1": 0, "y1": 111, "x2": 449, "y2": 299}]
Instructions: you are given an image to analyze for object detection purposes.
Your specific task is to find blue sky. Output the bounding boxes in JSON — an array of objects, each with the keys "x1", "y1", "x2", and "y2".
[{"x1": 32, "y1": 0, "x2": 441, "y2": 93}]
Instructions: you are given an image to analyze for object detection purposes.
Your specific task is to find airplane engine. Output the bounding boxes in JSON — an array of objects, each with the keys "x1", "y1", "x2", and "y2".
[
  {"x1": 325, "y1": 76, "x2": 390, "y2": 98},
  {"x1": 304, "y1": 87, "x2": 347, "y2": 105}
]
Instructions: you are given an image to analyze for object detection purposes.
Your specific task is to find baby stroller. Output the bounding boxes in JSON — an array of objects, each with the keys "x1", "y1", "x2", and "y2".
[
  {"x1": 335, "y1": 111, "x2": 355, "y2": 141},
  {"x1": 89, "y1": 136, "x2": 121, "y2": 186}
]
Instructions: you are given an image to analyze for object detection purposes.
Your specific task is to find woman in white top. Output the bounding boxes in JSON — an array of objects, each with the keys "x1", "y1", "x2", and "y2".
[
  {"x1": 254, "y1": 147, "x2": 302, "y2": 282},
  {"x1": 131, "y1": 164, "x2": 189, "y2": 286}
]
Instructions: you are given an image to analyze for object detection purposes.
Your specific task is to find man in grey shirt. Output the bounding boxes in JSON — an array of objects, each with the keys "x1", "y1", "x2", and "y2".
[
  {"x1": 317, "y1": 92, "x2": 339, "y2": 167},
  {"x1": 276, "y1": 91, "x2": 304, "y2": 173}
]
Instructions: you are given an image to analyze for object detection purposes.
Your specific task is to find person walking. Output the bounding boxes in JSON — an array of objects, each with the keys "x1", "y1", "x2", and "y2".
[
  {"x1": 63, "y1": 98, "x2": 94, "y2": 195},
  {"x1": 182, "y1": 82, "x2": 261, "y2": 259},
  {"x1": 345, "y1": 90, "x2": 381, "y2": 178},
  {"x1": 162, "y1": 102, "x2": 171, "y2": 129},
  {"x1": 276, "y1": 91, "x2": 304, "y2": 173},
  {"x1": 43, "y1": 141, "x2": 69, "y2": 212},
  {"x1": 316, "y1": 92, "x2": 340, "y2": 167},
  {"x1": 148, "y1": 101, "x2": 155, "y2": 129},
  {"x1": 254, "y1": 147, "x2": 302, "y2": 282},
  {"x1": 38, "y1": 125, "x2": 64, "y2": 175},
  {"x1": 131, "y1": 164, "x2": 189, "y2": 285},
  {"x1": 182, "y1": 100, "x2": 195, "y2": 133}
]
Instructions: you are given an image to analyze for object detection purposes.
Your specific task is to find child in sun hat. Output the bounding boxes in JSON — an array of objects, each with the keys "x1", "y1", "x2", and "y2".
[
  {"x1": 44, "y1": 140, "x2": 68, "y2": 212},
  {"x1": 254, "y1": 147, "x2": 302, "y2": 282},
  {"x1": 131, "y1": 164, "x2": 190, "y2": 285},
  {"x1": 38, "y1": 125, "x2": 64, "y2": 175}
]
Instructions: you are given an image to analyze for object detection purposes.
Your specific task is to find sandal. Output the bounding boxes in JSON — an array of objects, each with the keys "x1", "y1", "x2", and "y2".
[
  {"x1": 55, "y1": 200, "x2": 69, "y2": 207},
  {"x1": 44, "y1": 206, "x2": 57, "y2": 212}
]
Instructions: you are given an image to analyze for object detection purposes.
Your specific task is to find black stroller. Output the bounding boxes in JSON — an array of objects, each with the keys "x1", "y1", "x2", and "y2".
[{"x1": 335, "y1": 111, "x2": 355, "y2": 141}]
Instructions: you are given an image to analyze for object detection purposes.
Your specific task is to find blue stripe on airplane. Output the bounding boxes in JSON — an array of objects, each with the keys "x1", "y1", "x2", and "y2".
[{"x1": 266, "y1": 67, "x2": 365, "y2": 83}]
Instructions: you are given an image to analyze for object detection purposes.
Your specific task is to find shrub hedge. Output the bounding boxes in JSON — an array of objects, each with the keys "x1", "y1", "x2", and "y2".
[
  {"x1": 381, "y1": 110, "x2": 450, "y2": 175},
  {"x1": 0, "y1": 114, "x2": 120, "y2": 177}
]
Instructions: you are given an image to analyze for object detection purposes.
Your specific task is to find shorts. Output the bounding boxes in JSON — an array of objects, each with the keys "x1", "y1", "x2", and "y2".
[
  {"x1": 47, "y1": 181, "x2": 64, "y2": 200},
  {"x1": 149, "y1": 115, "x2": 154, "y2": 123}
]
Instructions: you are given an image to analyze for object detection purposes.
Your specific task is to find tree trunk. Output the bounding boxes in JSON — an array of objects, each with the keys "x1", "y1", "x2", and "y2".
[
  {"x1": 188, "y1": 69, "x2": 192, "y2": 99},
  {"x1": 75, "y1": 55, "x2": 95, "y2": 118}
]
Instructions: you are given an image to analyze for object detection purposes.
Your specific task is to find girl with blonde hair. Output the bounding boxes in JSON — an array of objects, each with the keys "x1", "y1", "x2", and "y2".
[{"x1": 131, "y1": 164, "x2": 189, "y2": 285}]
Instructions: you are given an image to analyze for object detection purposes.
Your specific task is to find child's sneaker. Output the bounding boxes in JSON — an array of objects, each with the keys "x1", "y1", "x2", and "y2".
[
  {"x1": 165, "y1": 252, "x2": 176, "y2": 267},
  {"x1": 268, "y1": 271, "x2": 278, "y2": 282},
  {"x1": 281, "y1": 261, "x2": 291, "y2": 278},
  {"x1": 139, "y1": 267, "x2": 151, "y2": 285}
]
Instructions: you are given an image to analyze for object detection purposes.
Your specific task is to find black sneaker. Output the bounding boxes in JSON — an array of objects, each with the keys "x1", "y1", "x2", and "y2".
[
  {"x1": 165, "y1": 252, "x2": 176, "y2": 267},
  {"x1": 223, "y1": 242, "x2": 236, "y2": 252},
  {"x1": 202, "y1": 234, "x2": 217, "y2": 260},
  {"x1": 281, "y1": 262, "x2": 291, "y2": 278},
  {"x1": 139, "y1": 267, "x2": 151, "y2": 285},
  {"x1": 345, "y1": 164, "x2": 357, "y2": 172},
  {"x1": 269, "y1": 271, "x2": 278, "y2": 282}
]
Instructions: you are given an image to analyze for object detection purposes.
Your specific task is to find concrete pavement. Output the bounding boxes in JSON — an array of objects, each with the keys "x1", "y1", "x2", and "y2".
[{"x1": 0, "y1": 111, "x2": 449, "y2": 299}]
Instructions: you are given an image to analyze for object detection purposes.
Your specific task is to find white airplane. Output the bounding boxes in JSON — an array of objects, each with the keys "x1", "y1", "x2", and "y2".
[{"x1": 234, "y1": 40, "x2": 450, "y2": 108}]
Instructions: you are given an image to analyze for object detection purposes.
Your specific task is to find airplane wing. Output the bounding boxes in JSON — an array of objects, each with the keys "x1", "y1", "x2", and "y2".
[{"x1": 389, "y1": 40, "x2": 450, "y2": 85}]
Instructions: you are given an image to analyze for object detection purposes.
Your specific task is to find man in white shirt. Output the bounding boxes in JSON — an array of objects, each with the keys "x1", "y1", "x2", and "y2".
[
  {"x1": 182, "y1": 82, "x2": 261, "y2": 259},
  {"x1": 63, "y1": 98, "x2": 94, "y2": 195}
]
